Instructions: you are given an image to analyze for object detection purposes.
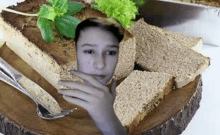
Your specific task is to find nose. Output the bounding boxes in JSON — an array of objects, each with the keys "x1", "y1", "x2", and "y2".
[{"x1": 93, "y1": 54, "x2": 105, "y2": 69}]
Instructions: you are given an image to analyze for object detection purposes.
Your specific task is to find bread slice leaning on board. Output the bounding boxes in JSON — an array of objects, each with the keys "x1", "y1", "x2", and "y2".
[
  {"x1": 147, "y1": 24, "x2": 203, "y2": 53},
  {"x1": 113, "y1": 70, "x2": 174, "y2": 133},
  {"x1": 0, "y1": 0, "x2": 136, "y2": 90},
  {"x1": 129, "y1": 18, "x2": 210, "y2": 88}
]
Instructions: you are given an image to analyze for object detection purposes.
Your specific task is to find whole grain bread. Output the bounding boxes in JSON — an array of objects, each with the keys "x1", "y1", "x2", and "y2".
[
  {"x1": 130, "y1": 18, "x2": 210, "y2": 88},
  {"x1": 0, "y1": 0, "x2": 136, "y2": 90},
  {"x1": 148, "y1": 25, "x2": 203, "y2": 53},
  {"x1": 113, "y1": 70, "x2": 173, "y2": 133}
]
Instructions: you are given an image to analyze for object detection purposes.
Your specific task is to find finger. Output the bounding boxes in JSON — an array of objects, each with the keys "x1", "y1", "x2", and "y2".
[
  {"x1": 70, "y1": 70, "x2": 108, "y2": 92},
  {"x1": 63, "y1": 95, "x2": 89, "y2": 110},
  {"x1": 110, "y1": 79, "x2": 117, "y2": 100},
  {"x1": 58, "y1": 89, "x2": 96, "y2": 102},
  {"x1": 58, "y1": 81, "x2": 101, "y2": 97}
]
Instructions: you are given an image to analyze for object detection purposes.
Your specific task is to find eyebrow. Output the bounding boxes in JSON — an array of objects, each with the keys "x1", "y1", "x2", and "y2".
[{"x1": 81, "y1": 44, "x2": 119, "y2": 49}]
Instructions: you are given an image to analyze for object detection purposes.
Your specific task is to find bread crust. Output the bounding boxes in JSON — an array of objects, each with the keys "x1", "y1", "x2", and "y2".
[
  {"x1": 113, "y1": 71, "x2": 174, "y2": 134},
  {"x1": 130, "y1": 18, "x2": 210, "y2": 88}
]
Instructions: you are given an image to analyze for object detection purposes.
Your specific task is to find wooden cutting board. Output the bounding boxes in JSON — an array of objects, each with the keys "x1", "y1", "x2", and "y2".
[{"x1": 0, "y1": 44, "x2": 202, "y2": 135}]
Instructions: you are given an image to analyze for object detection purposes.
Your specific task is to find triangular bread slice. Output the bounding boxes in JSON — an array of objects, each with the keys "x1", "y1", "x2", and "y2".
[
  {"x1": 148, "y1": 25, "x2": 203, "y2": 53},
  {"x1": 113, "y1": 70, "x2": 173, "y2": 133},
  {"x1": 130, "y1": 18, "x2": 210, "y2": 88}
]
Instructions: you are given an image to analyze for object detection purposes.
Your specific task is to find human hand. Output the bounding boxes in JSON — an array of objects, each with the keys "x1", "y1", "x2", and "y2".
[{"x1": 57, "y1": 70, "x2": 118, "y2": 128}]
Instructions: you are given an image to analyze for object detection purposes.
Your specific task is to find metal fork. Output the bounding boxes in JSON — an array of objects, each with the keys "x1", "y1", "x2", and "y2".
[{"x1": 0, "y1": 57, "x2": 77, "y2": 120}]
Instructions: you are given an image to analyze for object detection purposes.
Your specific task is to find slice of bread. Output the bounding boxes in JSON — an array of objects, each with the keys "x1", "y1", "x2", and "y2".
[
  {"x1": 130, "y1": 18, "x2": 210, "y2": 88},
  {"x1": 148, "y1": 25, "x2": 203, "y2": 53},
  {"x1": 0, "y1": 0, "x2": 136, "y2": 90},
  {"x1": 18, "y1": 75, "x2": 62, "y2": 114},
  {"x1": 113, "y1": 70, "x2": 173, "y2": 133}
]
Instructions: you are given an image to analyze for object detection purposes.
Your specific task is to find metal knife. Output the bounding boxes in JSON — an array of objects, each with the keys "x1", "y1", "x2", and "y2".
[{"x1": 0, "y1": 57, "x2": 62, "y2": 114}]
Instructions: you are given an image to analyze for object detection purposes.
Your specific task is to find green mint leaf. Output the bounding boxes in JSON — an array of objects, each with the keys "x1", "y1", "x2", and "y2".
[
  {"x1": 55, "y1": 15, "x2": 81, "y2": 38},
  {"x1": 64, "y1": 2, "x2": 85, "y2": 16},
  {"x1": 53, "y1": 0, "x2": 68, "y2": 17},
  {"x1": 38, "y1": 4, "x2": 56, "y2": 21},
  {"x1": 37, "y1": 18, "x2": 54, "y2": 43}
]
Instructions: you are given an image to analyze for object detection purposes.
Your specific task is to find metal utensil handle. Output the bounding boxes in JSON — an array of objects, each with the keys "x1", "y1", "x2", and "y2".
[
  {"x1": 0, "y1": 70, "x2": 30, "y2": 96},
  {"x1": 0, "y1": 69, "x2": 45, "y2": 107},
  {"x1": 0, "y1": 59, "x2": 56, "y2": 114},
  {"x1": 0, "y1": 57, "x2": 22, "y2": 81}
]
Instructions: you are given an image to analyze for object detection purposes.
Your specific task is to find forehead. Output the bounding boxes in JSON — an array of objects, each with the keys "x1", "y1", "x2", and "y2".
[{"x1": 77, "y1": 27, "x2": 119, "y2": 48}]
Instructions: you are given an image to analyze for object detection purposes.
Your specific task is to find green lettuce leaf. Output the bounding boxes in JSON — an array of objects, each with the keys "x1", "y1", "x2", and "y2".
[
  {"x1": 37, "y1": 18, "x2": 54, "y2": 43},
  {"x1": 93, "y1": 0, "x2": 138, "y2": 28},
  {"x1": 64, "y1": 2, "x2": 85, "y2": 16},
  {"x1": 53, "y1": 0, "x2": 68, "y2": 17},
  {"x1": 55, "y1": 15, "x2": 81, "y2": 38},
  {"x1": 38, "y1": 4, "x2": 56, "y2": 21}
]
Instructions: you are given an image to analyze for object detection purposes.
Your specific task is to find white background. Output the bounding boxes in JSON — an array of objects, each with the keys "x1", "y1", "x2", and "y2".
[{"x1": 0, "y1": 0, "x2": 220, "y2": 135}]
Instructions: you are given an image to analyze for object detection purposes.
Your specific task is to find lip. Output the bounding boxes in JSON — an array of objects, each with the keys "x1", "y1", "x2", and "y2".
[{"x1": 94, "y1": 75, "x2": 106, "y2": 78}]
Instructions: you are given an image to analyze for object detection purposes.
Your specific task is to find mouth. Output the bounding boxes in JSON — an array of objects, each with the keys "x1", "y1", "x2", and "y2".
[{"x1": 93, "y1": 75, "x2": 106, "y2": 79}]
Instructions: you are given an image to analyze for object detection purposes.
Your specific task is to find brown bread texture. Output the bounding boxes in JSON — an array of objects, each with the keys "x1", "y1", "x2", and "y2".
[
  {"x1": 0, "y1": 0, "x2": 136, "y2": 90},
  {"x1": 148, "y1": 25, "x2": 203, "y2": 53},
  {"x1": 113, "y1": 70, "x2": 173, "y2": 133},
  {"x1": 130, "y1": 18, "x2": 210, "y2": 88}
]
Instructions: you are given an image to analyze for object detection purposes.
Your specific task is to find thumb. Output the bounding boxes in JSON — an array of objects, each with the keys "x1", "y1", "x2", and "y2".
[{"x1": 110, "y1": 79, "x2": 117, "y2": 100}]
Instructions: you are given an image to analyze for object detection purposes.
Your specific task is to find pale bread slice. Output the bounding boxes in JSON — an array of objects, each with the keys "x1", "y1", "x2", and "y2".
[
  {"x1": 113, "y1": 70, "x2": 173, "y2": 132},
  {"x1": 18, "y1": 75, "x2": 62, "y2": 114},
  {"x1": 130, "y1": 18, "x2": 210, "y2": 88}
]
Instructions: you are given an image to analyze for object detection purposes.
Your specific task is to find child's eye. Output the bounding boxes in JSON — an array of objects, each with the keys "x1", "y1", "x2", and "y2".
[
  {"x1": 106, "y1": 51, "x2": 117, "y2": 55},
  {"x1": 83, "y1": 50, "x2": 117, "y2": 55},
  {"x1": 84, "y1": 50, "x2": 94, "y2": 54}
]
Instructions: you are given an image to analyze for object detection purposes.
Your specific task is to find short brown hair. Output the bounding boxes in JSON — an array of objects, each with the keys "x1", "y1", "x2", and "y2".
[{"x1": 75, "y1": 17, "x2": 124, "y2": 47}]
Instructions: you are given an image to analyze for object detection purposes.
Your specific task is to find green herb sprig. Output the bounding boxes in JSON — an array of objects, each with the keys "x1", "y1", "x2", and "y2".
[
  {"x1": 92, "y1": 0, "x2": 139, "y2": 28},
  {"x1": 1, "y1": 0, "x2": 85, "y2": 43},
  {"x1": 37, "y1": 0, "x2": 85, "y2": 43}
]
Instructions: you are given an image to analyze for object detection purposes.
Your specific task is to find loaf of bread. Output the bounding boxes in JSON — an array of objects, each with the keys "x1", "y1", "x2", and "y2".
[
  {"x1": 0, "y1": 0, "x2": 136, "y2": 90},
  {"x1": 130, "y1": 18, "x2": 210, "y2": 88},
  {"x1": 113, "y1": 70, "x2": 173, "y2": 133}
]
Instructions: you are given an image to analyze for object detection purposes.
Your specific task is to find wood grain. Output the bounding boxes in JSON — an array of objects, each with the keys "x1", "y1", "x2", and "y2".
[{"x1": 0, "y1": 44, "x2": 202, "y2": 135}]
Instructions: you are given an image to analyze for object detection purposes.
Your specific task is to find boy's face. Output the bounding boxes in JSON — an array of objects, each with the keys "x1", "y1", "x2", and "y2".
[{"x1": 76, "y1": 27, "x2": 119, "y2": 86}]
